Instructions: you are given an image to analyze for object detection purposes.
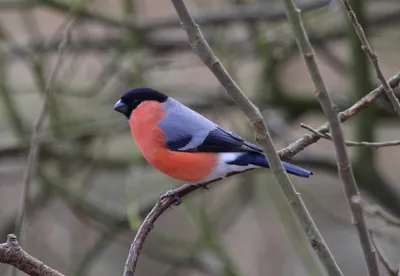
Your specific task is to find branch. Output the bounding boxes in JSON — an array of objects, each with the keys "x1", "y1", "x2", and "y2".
[
  {"x1": 279, "y1": 72, "x2": 400, "y2": 160},
  {"x1": 121, "y1": 71, "x2": 400, "y2": 275},
  {"x1": 14, "y1": 21, "x2": 74, "y2": 242},
  {"x1": 281, "y1": 0, "x2": 380, "y2": 275},
  {"x1": 121, "y1": 5, "x2": 400, "y2": 276},
  {"x1": 300, "y1": 123, "x2": 400, "y2": 148},
  {"x1": 370, "y1": 232, "x2": 399, "y2": 276},
  {"x1": 178, "y1": 1, "x2": 338, "y2": 275},
  {"x1": 340, "y1": 0, "x2": 400, "y2": 116},
  {"x1": 124, "y1": 0, "x2": 341, "y2": 275},
  {"x1": 360, "y1": 201, "x2": 400, "y2": 228},
  {"x1": 0, "y1": 234, "x2": 65, "y2": 276}
]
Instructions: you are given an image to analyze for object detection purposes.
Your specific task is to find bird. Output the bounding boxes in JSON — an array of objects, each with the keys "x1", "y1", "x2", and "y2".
[{"x1": 113, "y1": 87, "x2": 313, "y2": 201}]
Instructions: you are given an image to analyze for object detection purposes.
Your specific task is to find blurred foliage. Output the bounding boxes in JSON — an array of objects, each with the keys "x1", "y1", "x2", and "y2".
[{"x1": 1, "y1": 0, "x2": 400, "y2": 275}]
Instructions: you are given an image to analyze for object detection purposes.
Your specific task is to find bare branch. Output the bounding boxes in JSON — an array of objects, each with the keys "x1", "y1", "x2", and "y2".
[
  {"x1": 279, "y1": 73, "x2": 400, "y2": 160},
  {"x1": 14, "y1": 21, "x2": 74, "y2": 242},
  {"x1": 369, "y1": 231, "x2": 398, "y2": 276},
  {"x1": 123, "y1": 0, "x2": 342, "y2": 276},
  {"x1": 121, "y1": 71, "x2": 400, "y2": 276},
  {"x1": 300, "y1": 123, "x2": 400, "y2": 148},
  {"x1": 360, "y1": 202, "x2": 400, "y2": 228},
  {"x1": 280, "y1": 0, "x2": 380, "y2": 275},
  {"x1": 119, "y1": 3, "x2": 400, "y2": 275},
  {"x1": 0, "y1": 234, "x2": 65, "y2": 276},
  {"x1": 174, "y1": 0, "x2": 340, "y2": 275},
  {"x1": 340, "y1": 0, "x2": 400, "y2": 115}
]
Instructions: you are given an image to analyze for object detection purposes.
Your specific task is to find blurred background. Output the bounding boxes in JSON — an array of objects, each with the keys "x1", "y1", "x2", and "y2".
[{"x1": 0, "y1": 0, "x2": 400, "y2": 275}]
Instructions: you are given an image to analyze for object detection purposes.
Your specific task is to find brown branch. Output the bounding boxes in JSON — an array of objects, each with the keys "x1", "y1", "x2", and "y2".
[
  {"x1": 281, "y1": 0, "x2": 380, "y2": 275},
  {"x1": 0, "y1": 234, "x2": 65, "y2": 276},
  {"x1": 340, "y1": 0, "x2": 400, "y2": 115},
  {"x1": 123, "y1": 182, "x2": 203, "y2": 276},
  {"x1": 279, "y1": 72, "x2": 400, "y2": 160},
  {"x1": 14, "y1": 21, "x2": 74, "y2": 242},
  {"x1": 300, "y1": 123, "x2": 400, "y2": 148}
]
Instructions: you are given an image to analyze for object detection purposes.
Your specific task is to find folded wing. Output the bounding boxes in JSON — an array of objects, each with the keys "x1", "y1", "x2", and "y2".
[{"x1": 158, "y1": 98, "x2": 262, "y2": 153}]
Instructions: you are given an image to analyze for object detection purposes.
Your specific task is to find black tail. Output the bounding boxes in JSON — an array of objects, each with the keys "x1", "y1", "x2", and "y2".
[
  {"x1": 228, "y1": 152, "x2": 313, "y2": 178},
  {"x1": 280, "y1": 161, "x2": 313, "y2": 178}
]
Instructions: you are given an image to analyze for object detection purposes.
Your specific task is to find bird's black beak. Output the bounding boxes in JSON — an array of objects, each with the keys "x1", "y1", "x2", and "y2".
[{"x1": 113, "y1": 100, "x2": 128, "y2": 115}]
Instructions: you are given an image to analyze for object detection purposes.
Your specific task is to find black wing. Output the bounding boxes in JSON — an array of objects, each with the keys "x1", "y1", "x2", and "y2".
[{"x1": 166, "y1": 126, "x2": 263, "y2": 153}]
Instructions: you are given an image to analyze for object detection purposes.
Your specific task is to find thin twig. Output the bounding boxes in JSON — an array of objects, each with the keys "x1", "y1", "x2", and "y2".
[
  {"x1": 123, "y1": 183, "x2": 195, "y2": 276},
  {"x1": 359, "y1": 201, "x2": 400, "y2": 228},
  {"x1": 367, "y1": 210, "x2": 400, "y2": 228},
  {"x1": 169, "y1": 0, "x2": 337, "y2": 268},
  {"x1": 340, "y1": 0, "x2": 400, "y2": 115},
  {"x1": 369, "y1": 231, "x2": 398, "y2": 276},
  {"x1": 14, "y1": 21, "x2": 74, "y2": 242},
  {"x1": 124, "y1": 0, "x2": 341, "y2": 275},
  {"x1": 280, "y1": 0, "x2": 380, "y2": 275},
  {"x1": 0, "y1": 234, "x2": 65, "y2": 276},
  {"x1": 279, "y1": 73, "x2": 400, "y2": 160},
  {"x1": 300, "y1": 123, "x2": 400, "y2": 148}
]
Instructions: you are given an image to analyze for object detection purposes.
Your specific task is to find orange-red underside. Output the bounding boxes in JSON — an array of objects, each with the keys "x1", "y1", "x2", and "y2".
[{"x1": 129, "y1": 101, "x2": 218, "y2": 182}]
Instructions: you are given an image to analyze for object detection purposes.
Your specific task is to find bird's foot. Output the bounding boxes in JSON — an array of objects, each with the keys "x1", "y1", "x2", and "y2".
[{"x1": 160, "y1": 189, "x2": 182, "y2": 206}]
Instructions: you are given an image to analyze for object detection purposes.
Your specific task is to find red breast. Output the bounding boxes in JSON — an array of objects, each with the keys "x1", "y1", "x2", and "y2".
[{"x1": 129, "y1": 101, "x2": 218, "y2": 182}]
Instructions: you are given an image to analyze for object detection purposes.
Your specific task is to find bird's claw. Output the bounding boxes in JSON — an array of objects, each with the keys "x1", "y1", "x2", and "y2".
[{"x1": 160, "y1": 190, "x2": 182, "y2": 206}]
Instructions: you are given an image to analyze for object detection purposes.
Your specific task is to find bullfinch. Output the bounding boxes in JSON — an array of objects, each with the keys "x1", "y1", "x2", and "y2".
[{"x1": 113, "y1": 87, "x2": 312, "y2": 200}]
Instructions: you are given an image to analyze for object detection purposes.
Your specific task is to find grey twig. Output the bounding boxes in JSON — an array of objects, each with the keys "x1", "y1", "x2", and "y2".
[
  {"x1": 123, "y1": 0, "x2": 340, "y2": 276},
  {"x1": 281, "y1": 0, "x2": 380, "y2": 275},
  {"x1": 14, "y1": 21, "x2": 74, "y2": 242},
  {"x1": 369, "y1": 231, "x2": 399, "y2": 276},
  {"x1": 359, "y1": 201, "x2": 400, "y2": 228},
  {"x1": 279, "y1": 73, "x2": 400, "y2": 160},
  {"x1": 175, "y1": 0, "x2": 337, "y2": 274},
  {"x1": 300, "y1": 123, "x2": 400, "y2": 148},
  {"x1": 340, "y1": 0, "x2": 400, "y2": 116},
  {"x1": 0, "y1": 234, "x2": 65, "y2": 276}
]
